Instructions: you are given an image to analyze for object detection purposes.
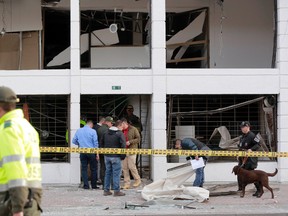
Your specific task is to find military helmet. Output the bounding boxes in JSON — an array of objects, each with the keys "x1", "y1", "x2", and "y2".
[{"x1": 0, "y1": 86, "x2": 20, "y2": 103}]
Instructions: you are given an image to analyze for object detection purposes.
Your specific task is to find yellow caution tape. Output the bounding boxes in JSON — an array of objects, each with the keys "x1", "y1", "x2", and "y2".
[{"x1": 39, "y1": 147, "x2": 288, "y2": 158}]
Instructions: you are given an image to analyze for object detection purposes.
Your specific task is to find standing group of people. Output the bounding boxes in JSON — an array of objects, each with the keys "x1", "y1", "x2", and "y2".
[{"x1": 72, "y1": 105, "x2": 143, "y2": 197}]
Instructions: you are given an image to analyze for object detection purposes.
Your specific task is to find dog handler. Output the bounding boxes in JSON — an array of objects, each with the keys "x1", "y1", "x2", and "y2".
[
  {"x1": 0, "y1": 86, "x2": 42, "y2": 216},
  {"x1": 238, "y1": 121, "x2": 262, "y2": 197}
]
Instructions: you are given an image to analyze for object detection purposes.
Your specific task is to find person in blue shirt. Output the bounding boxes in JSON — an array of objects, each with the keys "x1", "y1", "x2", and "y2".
[{"x1": 72, "y1": 120, "x2": 99, "y2": 189}]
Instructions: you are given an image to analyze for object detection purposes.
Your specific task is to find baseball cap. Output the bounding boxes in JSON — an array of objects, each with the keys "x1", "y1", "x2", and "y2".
[
  {"x1": 0, "y1": 86, "x2": 20, "y2": 103},
  {"x1": 126, "y1": 105, "x2": 134, "y2": 109},
  {"x1": 105, "y1": 116, "x2": 114, "y2": 123},
  {"x1": 240, "y1": 121, "x2": 250, "y2": 128}
]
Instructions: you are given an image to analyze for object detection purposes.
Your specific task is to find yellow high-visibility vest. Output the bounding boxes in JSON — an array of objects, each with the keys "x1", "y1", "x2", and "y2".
[
  {"x1": 0, "y1": 109, "x2": 42, "y2": 192},
  {"x1": 66, "y1": 119, "x2": 86, "y2": 143}
]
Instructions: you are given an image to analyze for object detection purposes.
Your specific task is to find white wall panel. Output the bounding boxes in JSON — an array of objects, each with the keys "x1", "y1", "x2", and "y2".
[
  {"x1": 151, "y1": 102, "x2": 166, "y2": 130},
  {"x1": 278, "y1": 116, "x2": 288, "y2": 129},
  {"x1": 0, "y1": 0, "x2": 42, "y2": 32},
  {"x1": 279, "y1": 48, "x2": 288, "y2": 62},
  {"x1": 151, "y1": 21, "x2": 166, "y2": 48},
  {"x1": 151, "y1": 0, "x2": 165, "y2": 21},
  {"x1": 167, "y1": 74, "x2": 279, "y2": 94},
  {"x1": 152, "y1": 49, "x2": 166, "y2": 73},
  {"x1": 278, "y1": 0, "x2": 288, "y2": 8},
  {"x1": 42, "y1": 163, "x2": 72, "y2": 184},
  {"x1": 278, "y1": 8, "x2": 288, "y2": 21},
  {"x1": 210, "y1": 0, "x2": 274, "y2": 68},
  {"x1": 81, "y1": 75, "x2": 152, "y2": 94},
  {"x1": 0, "y1": 75, "x2": 71, "y2": 94},
  {"x1": 279, "y1": 62, "x2": 288, "y2": 73}
]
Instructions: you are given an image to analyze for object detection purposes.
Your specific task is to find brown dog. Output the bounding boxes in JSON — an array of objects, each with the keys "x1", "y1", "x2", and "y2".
[{"x1": 232, "y1": 165, "x2": 278, "y2": 198}]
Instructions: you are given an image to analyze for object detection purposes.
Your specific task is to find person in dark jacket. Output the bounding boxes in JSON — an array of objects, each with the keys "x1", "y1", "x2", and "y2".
[
  {"x1": 237, "y1": 121, "x2": 262, "y2": 197},
  {"x1": 96, "y1": 116, "x2": 114, "y2": 188},
  {"x1": 122, "y1": 105, "x2": 143, "y2": 133},
  {"x1": 101, "y1": 120, "x2": 126, "y2": 196}
]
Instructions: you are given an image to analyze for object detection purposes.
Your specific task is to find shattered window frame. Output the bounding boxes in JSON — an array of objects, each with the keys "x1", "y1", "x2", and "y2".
[
  {"x1": 79, "y1": 10, "x2": 151, "y2": 69},
  {"x1": 167, "y1": 94, "x2": 277, "y2": 163},
  {"x1": 166, "y1": 7, "x2": 209, "y2": 68},
  {"x1": 17, "y1": 95, "x2": 69, "y2": 162}
]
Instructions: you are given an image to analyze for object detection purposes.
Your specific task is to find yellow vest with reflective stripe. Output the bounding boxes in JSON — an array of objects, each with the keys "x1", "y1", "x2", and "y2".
[{"x1": 0, "y1": 109, "x2": 42, "y2": 192}]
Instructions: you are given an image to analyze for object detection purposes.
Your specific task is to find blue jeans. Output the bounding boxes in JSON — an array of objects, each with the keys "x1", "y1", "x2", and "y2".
[
  {"x1": 193, "y1": 167, "x2": 205, "y2": 187},
  {"x1": 80, "y1": 153, "x2": 98, "y2": 189},
  {"x1": 104, "y1": 156, "x2": 122, "y2": 192}
]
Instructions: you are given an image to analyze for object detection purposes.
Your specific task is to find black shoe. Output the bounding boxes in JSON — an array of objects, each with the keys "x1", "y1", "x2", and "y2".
[
  {"x1": 253, "y1": 191, "x2": 259, "y2": 196},
  {"x1": 92, "y1": 186, "x2": 100, "y2": 189}
]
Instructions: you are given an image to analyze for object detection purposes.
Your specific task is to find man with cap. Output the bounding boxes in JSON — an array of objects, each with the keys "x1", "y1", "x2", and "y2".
[
  {"x1": 97, "y1": 116, "x2": 114, "y2": 188},
  {"x1": 237, "y1": 121, "x2": 262, "y2": 197},
  {"x1": 0, "y1": 86, "x2": 42, "y2": 215},
  {"x1": 101, "y1": 119, "x2": 126, "y2": 196},
  {"x1": 123, "y1": 105, "x2": 143, "y2": 133}
]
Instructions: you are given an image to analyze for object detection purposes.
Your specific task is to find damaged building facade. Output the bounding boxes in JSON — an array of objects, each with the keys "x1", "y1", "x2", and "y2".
[{"x1": 0, "y1": 0, "x2": 287, "y2": 184}]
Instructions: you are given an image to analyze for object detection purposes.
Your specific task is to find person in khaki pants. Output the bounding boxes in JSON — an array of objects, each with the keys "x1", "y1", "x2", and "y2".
[{"x1": 121, "y1": 118, "x2": 141, "y2": 189}]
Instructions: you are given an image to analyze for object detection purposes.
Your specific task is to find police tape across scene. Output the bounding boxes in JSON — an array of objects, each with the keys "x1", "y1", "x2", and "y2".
[{"x1": 39, "y1": 147, "x2": 288, "y2": 158}]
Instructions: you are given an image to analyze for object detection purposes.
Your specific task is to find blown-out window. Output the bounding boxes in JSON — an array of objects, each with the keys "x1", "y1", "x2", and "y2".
[
  {"x1": 167, "y1": 94, "x2": 277, "y2": 162},
  {"x1": 17, "y1": 95, "x2": 69, "y2": 162}
]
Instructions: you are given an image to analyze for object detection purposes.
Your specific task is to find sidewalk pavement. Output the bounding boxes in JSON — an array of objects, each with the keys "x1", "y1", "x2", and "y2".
[{"x1": 41, "y1": 180, "x2": 288, "y2": 216}]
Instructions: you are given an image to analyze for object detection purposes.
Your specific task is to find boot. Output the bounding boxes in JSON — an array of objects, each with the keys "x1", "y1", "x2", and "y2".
[
  {"x1": 237, "y1": 175, "x2": 242, "y2": 191},
  {"x1": 133, "y1": 179, "x2": 141, "y2": 187},
  {"x1": 103, "y1": 191, "x2": 112, "y2": 196},
  {"x1": 253, "y1": 182, "x2": 261, "y2": 197},
  {"x1": 122, "y1": 184, "x2": 130, "y2": 189},
  {"x1": 114, "y1": 191, "x2": 125, "y2": 196}
]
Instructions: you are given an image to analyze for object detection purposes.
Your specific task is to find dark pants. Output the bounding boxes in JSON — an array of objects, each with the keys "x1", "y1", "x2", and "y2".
[
  {"x1": 99, "y1": 154, "x2": 106, "y2": 185},
  {"x1": 80, "y1": 153, "x2": 97, "y2": 189},
  {"x1": 237, "y1": 157, "x2": 259, "y2": 193}
]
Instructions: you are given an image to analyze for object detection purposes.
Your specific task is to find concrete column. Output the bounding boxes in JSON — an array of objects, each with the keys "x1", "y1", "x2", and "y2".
[
  {"x1": 277, "y1": 0, "x2": 288, "y2": 182},
  {"x1": 70, "y1": 0, "x2": 81, "y2": 74},
  {"x1": 150, "y1": 0, "x2": 167, "y2": 181},
  {"x1": 70, "y1": 0, "x2": 81, "y2": 184}
]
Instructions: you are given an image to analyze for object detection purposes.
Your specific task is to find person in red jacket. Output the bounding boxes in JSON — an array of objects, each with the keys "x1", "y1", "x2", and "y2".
[{"x1": 121, "y1": 118, "x2": 141, "y2": 189}]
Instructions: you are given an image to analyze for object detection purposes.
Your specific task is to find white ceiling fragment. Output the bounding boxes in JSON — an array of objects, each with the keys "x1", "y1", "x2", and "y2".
[
  {"x1": 47, "y1": 28, "x2": 119, "y2": 67},
  {"x1": 166, "y1": 11, "x2": 205, "y2": 61}
]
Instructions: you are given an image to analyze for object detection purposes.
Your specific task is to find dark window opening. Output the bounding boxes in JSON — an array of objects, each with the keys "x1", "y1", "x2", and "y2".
[
  {"x1": 43, "y1": 9, "x2": 71, "y2": 69},
  {"x1": 17, "y1": 95, "x2": 69, "y2": 162},
  {"x1": 80, "y1": 95, "x2": 132, "y2": 122},
  {"x1": 166, "y1": 8, "x2": 209, "y2": 68}
]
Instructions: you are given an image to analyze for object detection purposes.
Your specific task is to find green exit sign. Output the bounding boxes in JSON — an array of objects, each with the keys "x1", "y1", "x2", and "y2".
[{"x1": 112, "y1": 86, "x2": 121, "y2": 90}]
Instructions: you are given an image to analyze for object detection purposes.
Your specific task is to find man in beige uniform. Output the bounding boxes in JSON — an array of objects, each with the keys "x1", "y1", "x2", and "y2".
[{"x1": 121, "y1": 118, "x2": 141, "y2": 189}]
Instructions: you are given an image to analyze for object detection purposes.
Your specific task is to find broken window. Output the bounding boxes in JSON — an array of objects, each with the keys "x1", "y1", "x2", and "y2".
[
  {"x1": 44, "y1": 1, "x2": 151, "y2": 69},
  {"x1": 17, "y1": 95, "x2": 69, "y2": 162},
  {"x1": 80, "y1": 94, "x2": 151, "y2": 178},
  {"x1": 0, "y1": 0, "x2": 43, "y2": 69},
  {"x1": 166, "y1": 8, "x2": 209, "y2": 68},
  {"x1": 79, "y1": 1, "x2": 151, "y2": 69},
  {"x1": 1, "y1": 1, "x2": 276, "y2": 70},
  {"x1": 43, "y1": 7, "x2": 71, "y2": 69},
  {"x1": 167, "y1": 94, "x2": 277, "y2": 162}
]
